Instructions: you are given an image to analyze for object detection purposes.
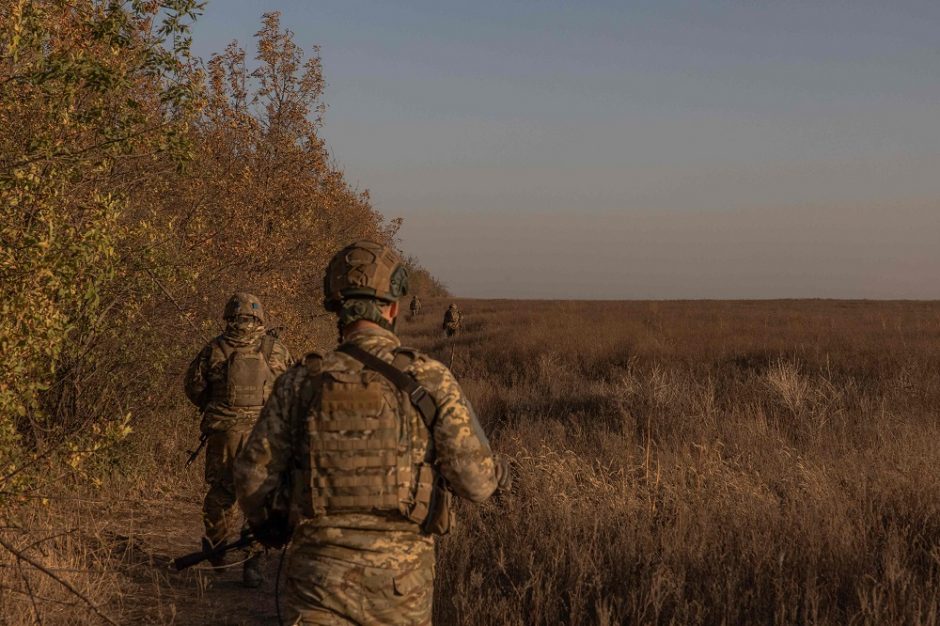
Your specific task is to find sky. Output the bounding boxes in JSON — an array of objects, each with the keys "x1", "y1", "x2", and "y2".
[{"x1": 190, "y1": 1, "x2": 940, "y2": 299}]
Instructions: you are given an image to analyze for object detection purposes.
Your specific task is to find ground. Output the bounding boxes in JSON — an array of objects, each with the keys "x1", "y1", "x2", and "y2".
[{"x1": 101, "y1": 492, "x2": 282, "y2": 625}]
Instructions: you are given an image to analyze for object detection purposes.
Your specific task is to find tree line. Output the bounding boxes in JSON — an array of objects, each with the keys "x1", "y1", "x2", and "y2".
[{"x1": 0, "y1": 2, "x2": 447, "y2": 497}]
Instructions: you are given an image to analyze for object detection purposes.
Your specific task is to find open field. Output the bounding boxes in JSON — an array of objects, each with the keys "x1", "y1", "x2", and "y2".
[
  {"x1": 3, "y1": 299, "x2": 939, "y2": 624},
  {"x1": 402, "y1": 299, "x2": 940, "y2": 625}
]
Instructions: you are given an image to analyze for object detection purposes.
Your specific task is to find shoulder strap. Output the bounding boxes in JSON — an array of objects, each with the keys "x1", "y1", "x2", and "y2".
[
  {"x1": 336, "y1": 343, "x2": 438, "y2": 430},
  {"x1": 213, "y1": 336, "x2": 234, "y2": 360},
  {"x1": 260, "y1": 334, "x2": 275, "y2": 361},
  {"x1": 295, "y1": 355, "x2": 324, "y2": 424}
]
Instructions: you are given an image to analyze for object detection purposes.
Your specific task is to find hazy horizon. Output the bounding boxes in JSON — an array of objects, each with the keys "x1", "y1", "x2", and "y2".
[{"x1": 192, "y1": 1, "x2": 940, "y2": 299}]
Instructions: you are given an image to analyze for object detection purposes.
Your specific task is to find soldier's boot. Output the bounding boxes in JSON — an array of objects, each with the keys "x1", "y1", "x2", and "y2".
[
  {"x1": 242, "y1": 552, "x2": 264, "y2": 588},
  {"x1": 202, "y1": 537, "x2": 227, "y2": 571}
]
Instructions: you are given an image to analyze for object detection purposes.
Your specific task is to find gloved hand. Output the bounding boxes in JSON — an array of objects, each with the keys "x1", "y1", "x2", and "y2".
[
  {"x1": 494, "y1": 455, "x2": 512, "y2": 493},
  {"x1": 248, "y1": 511, "x2": 293, "y2": 550}
]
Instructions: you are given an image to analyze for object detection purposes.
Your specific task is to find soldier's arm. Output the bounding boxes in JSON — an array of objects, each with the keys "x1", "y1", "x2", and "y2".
[
  {"x1": 413, "y1": 359, "x2": 497, "y2": 503},
  {"x1": 234, "y1": 370, "x2": 296, "y2": 527},
  {"x1": 183, "y1": 344, "x2": 212, "y2": 408}
]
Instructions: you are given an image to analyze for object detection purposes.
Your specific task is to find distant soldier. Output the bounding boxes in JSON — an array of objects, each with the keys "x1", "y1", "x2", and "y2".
[
  {"x1": 183, "y1": 292, "x2": 292, "y2": 587},
  {"x1": 443, "y1": 302, "x2": 461, "y2": 337},
  {"x1": 234, "y1": 241, "x2": 510, "y2": 624},
  {"x1": 409, "y1": 294, "x2": 421, "y2": 318}
]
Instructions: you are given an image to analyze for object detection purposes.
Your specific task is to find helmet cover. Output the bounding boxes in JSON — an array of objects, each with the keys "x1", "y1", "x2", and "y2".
[
  {"x1": 223, "y1": 292, "x2": 265, "y2": 324},
  {"x1": 323, "y1": 241, "x2": 409, "y2": 311}
]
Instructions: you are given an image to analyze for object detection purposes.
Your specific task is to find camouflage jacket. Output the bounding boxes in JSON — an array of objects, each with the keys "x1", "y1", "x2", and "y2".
[
  {"x1": 184, "y1": 331, "x2": 293, "y2": 432},
  {"x1": 234, "y1": 326, "x2": 497, "y2": 568}
]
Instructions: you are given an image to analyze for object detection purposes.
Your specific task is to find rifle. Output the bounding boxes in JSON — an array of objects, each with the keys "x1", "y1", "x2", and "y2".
[
  {"x1": 172, "y1": 533, "x2": 255, "y2": 571},
  {"x1": 185, "y1": 432, "x2": 209, "y2": 468}
]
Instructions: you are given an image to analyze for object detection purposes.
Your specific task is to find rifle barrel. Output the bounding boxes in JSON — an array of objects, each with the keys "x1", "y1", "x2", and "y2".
[{"x1": 185, "y1": 433, "x2": 209, "y2": 468}]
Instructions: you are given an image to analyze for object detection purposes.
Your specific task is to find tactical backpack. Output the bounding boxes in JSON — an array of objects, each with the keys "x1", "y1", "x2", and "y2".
[
  {"x1": 290, "y1": 344, "x2": 453, "y2": 535},
  {"x1": 210, "y1": 335, "x2": 277, "y2": 409}
]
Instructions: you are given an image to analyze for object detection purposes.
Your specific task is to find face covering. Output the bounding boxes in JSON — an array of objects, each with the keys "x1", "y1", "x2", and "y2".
[{"x1": 224, "y1": 315, "x2": 264, "y2": 344}]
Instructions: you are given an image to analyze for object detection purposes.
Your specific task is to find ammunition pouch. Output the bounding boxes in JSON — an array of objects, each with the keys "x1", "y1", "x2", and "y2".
[{"x1": 423, "y1": 475, "x2": 455, "y2": 536}]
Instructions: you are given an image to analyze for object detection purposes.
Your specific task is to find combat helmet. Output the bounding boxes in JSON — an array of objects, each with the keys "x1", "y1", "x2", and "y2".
[
  {"x1": 323, "y1": 241, "x2": 409, "y2": 331},
  {"x1": 223, "y1": 292, "x2": 265, "y2": 324}
]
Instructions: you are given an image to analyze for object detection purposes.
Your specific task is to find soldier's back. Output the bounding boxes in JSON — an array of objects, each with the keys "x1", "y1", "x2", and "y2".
[{"x1": 281, "y1": 331, "x2": 438, "y2": 623}]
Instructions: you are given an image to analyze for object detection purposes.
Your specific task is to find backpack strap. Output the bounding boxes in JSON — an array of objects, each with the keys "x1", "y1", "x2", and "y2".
[
  {"x1": 293, "y1": 353, "x2": 324, "y2": 416},
  {"x1": 260, "y1": 334, "x2": 275, "y2": 361},
  {"x1": 336, "y1": 343, "x2": 438, "y2": 430},
  {"x1": 213, "y1": 336, "x2": 234, "y2": 361},
  {"x1": 294, "y1": 353, "x2": 324, "y2": 519}
]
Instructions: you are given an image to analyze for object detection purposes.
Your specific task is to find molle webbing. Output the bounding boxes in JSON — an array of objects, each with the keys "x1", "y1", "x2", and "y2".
[
  {"x1": 296, "y1": 344, "x2": 438, "y2": 520},
  {"x1": 303, "y1": 373, "x2": 407, "y2": 515},
  {"x1": 333, "y1": 344, "x2": 440, "y2": 526},
  {"x1": 335, "y1": 344, "x2": 437, "y2": 429},
  {"x1": 311, "y1": 435, "x2": 398, "y2": 451}
]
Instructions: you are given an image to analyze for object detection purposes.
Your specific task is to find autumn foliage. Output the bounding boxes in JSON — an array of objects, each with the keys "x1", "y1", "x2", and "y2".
[{"x1": 0, "y1": 4, "x2": 445, "y2": 491}]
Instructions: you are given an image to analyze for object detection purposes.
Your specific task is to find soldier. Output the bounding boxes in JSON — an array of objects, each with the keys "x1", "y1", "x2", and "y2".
[
  {"x1": 184, "y1": 292, "x2": 292, "y2": 588},
  {"x1": 234, "y1": 241, "x2": 510, "y2": 625},
  {"x1": 442, "y1": 302, "x2": 461, "y2": 337},
  {"x1": 409, "y1": 295, "x2": 421, "y2": 318}
]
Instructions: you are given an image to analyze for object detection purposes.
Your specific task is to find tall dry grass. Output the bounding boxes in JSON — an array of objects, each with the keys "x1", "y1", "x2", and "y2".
[
  {"x1": 401, "y1": 300, "x2": 940, "y2": 626},
  {"x1": 3, "y1": 299, "x2": 936, "y2": 624}
]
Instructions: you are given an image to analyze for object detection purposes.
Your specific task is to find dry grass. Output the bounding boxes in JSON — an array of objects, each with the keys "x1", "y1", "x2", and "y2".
[
  {"x1": 3, "y1": 299, "x2": 939, "y2": 624},
  {"x1": 400, "y1": 299, "x2": 940, "y2": 626}
]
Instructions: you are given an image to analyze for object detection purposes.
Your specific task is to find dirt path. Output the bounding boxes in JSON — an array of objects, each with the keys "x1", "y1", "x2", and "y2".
[{"x1": 106, "y1": 493, "x2": 286, "y2": 625}]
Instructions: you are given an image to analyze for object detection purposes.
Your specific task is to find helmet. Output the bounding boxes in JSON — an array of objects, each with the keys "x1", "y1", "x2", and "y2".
[
  {"x1": 223, "y1": 292, "x2": 265, "y2": 323},
  {"x1": 323, "y1": 241, "x2": 409, "y2": 311}
]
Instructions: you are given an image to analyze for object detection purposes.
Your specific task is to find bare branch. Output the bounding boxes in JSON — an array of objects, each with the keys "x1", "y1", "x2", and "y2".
[{"x1": 0, "y1": 536, "x2": 118, "y2": 626}]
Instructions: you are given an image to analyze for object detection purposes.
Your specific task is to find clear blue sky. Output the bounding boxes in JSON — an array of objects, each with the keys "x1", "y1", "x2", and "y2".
[{"x1": 191, "y1": 1, "x2": 940, "y2": 299}]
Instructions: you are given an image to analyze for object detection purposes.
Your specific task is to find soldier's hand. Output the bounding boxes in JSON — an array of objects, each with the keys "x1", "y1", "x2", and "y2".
[
  {"x1": 249, "y1": 512, "x2": 293, "y2": 550},
  {"x1": 494, "y1": 455, "x2": 512, "y2": 494}
]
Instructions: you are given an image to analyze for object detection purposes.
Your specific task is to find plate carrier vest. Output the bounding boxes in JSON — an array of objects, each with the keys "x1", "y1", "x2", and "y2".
[
  {"x1": 210, "y1": 335, "x2": 277, "y2": 409},
  {"x1": 291, "y1": 344, "x2": 445, "y2": 531}
]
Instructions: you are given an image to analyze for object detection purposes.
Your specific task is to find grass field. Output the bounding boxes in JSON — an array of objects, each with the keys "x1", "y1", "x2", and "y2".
[
  {"x1": 401, "y1": 299, "x2": 940, "y2": 626},
  {"x1": 3, "y1": 299, "x2": 939, "y2": 624}
]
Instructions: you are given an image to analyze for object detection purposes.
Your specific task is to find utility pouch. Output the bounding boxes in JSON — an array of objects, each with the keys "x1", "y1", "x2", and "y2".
[
  {"x1": 421, "y1": 475, "x2": 455, "y2": 536},
  {"x1": 404, "y1": 463, "x2": 435, "y2": 524}
]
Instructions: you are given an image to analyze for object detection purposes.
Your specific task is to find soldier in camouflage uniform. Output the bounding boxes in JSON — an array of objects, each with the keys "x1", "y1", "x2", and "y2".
[
  {"x1": 442, "y1": 303, "x2": 461, "y2": 337},
  {"x1": 184, "y1": 292, "x2": 292, "y2": 587},
  {"x1": 409, "y1": 295, "x2": 421, "y2": 319},
  {"x1": 234, "y1": 241, "x2": 510, "y2": 625}
]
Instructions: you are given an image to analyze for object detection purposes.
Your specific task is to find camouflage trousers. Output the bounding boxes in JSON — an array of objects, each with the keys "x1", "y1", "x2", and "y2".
[
  {"x1": 284, "y1": 547, "x2": 434, "y2": 625},
  {"x1": 203, "y1": 427, "x2": 251, "y2": 546}
]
